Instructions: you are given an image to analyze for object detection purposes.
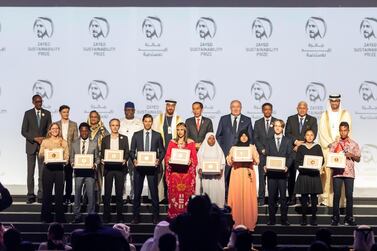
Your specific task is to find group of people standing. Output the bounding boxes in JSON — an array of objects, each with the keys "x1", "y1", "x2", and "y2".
[{"x1": 21, "y1": 93, "x2": 361, "y2": 229}]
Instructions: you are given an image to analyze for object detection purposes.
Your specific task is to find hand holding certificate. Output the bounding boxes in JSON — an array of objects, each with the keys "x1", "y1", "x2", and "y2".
[
  {"x1": 74, "y1": 154, "x2": 94, "y2": 169},
  {"x1": 232, "y1": 147, "x2": 253, "y2": 163},
  {"x1": 136, "y1": 151, "x2": 157, "y2": 167},
  {"x1": 327, "y1": 152, "x2": 346, "y2": 169},
  {"x1": 201, "y1": 160, "x2": 221, "y2": 174},
  {"x1": 265, "y1": 156, "x2": 286, "y2": 172},
  {"x1": 103, "y1": 149, "x2": 124, "y2": 163},
  {"x1": 299, "y1": 155, "x2": 323, "y2": 170},
  {"x1": 44, "y1": 149, "x2": 65, "y2": 164},
  {"x1": 169, "y1": 148, "x2": 190, "y2": 165}
]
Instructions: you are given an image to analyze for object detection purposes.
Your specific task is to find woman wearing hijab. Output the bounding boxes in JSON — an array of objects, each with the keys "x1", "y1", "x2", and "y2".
[
  {"x1": 195, "y1": 132, "x2": 225, "y2": 208},
  {"x1": 141, "y1": 221, "x2": 178, "y2": 251},
  {"x1": 226, "y1": 130, "x2": 259, "y2": 231},
  {"x1": 294, "y1": 129, "x2": 324, "y2": 226},
  {"x1": 87, "y1": 110, "x2": 109, "y2": 204},
  {"x1": 165, "y1": 122, "x2": 198, "y2": 219}
]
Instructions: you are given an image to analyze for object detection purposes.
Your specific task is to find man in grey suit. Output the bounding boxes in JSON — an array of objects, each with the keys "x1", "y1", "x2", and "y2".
[
  {"x1": 285, "y1": 101, "x2": 318, "y2": 205},
  {"x1": 70, "y1": 122, "x2": 100, "y2": 223},
  {"x1": 21, "y1": 95, "x2": 52, "y2": 204},
  {"x1": 253, "y1": 102, "x2": 277, "y2": 205},
  {"x1": 55, "y1": 105, "x2": 78, "y2": 204},
  {"x1": 216, "y1": 100, "x2": 254, "y2": 201},
  {"x1": 185, "y1": 102, "x2": 214, "y2": 150}
]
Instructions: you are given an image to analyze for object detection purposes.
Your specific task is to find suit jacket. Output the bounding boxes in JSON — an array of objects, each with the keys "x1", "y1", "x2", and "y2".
[
  {"x1": 130, "y1": 130, "x2": 166, "y2": 164},
  {"x1": 100, "y1": 134, "x2": 130, "y2": 162},
  {"x1": 216, "y1": 114, "x2": 253, "y2": 156},
  {"x1": 185, "y1": 116, "x2": 213, "y2": 144},
  {"x1": 21, "y1": 108, "x2": 52, "y2": 154},
  {"x1": 70, "y1": 138, "x2": 100, "y2": 177},
  {"x1": 265, "y1": 135, "x2": 293, "y2": 178},
  {"x1": 56, "y1": 120, "x2": 78, "y2": 151},
  {"x1": 253, "y1": 116, "x2": 277, "y2": 155},
  {"x1": 285, "y1": 114, "x2": 318, "y2": 143}
]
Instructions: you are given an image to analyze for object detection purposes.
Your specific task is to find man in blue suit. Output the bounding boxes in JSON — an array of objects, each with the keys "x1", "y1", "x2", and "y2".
[{"x1": 216, "y1": 100, "x2": 253, "y2": 201}]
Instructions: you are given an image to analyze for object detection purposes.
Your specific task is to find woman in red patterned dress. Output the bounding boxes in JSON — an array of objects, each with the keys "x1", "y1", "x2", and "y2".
[{"x1": 165, "y1": 122, "x2": 198, "y2": 219}]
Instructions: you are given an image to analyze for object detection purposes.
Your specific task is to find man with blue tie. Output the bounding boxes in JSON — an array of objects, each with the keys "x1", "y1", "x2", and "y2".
[
  {"x1": 285, "y1": 101, "x2": 317, "y2": 205},
  {"x1": 216, "y1": 100, "x2": 253, "y2": 201},
  {"x1": 253, "y1": 103, "x2": 277, "y2": 205},
  {"x1": 21, "y1": 95, "x2": 52, "y2": 204},
  {"x1": 264, "y1": 119, "x2": 293, "y2": 225},
  {"x1": 130, "y1": 114, "x2": 165, "y2": 224}
]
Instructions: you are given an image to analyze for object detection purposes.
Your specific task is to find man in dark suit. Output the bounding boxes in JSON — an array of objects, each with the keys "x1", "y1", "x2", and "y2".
[
  {"x1": 185, "y1": 101, "x2": 213, "y2": 150},
  {"x1": 264, "y1": 119, "x2": 293, "y2": 226},
  {"x1": 285, "y1": 101, "x2": 318, "y2": 205},
  {"x1": 216, "y1": 100, "x2": 253, "y2": 201},
  {"x1": 253, "y1": 102, "x2": 277, "y2": 205},
  {"x1": 21, "y1": 94, "x2": 52, "y2": 204},
  {"x1": 130, "y1": 114, "x2": 166, "y2": 224},
  {"x1": 101, "y1": 118, "x2": 129, "y2": 223}
]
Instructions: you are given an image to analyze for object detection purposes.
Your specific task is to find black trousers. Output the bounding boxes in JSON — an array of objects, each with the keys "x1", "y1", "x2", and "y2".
[
  {"x1": 287, "y1": 155, "x2": 297, "y2": 199},
  {"x1": 103, "y1": 169, "x2": 125, "y2": 217},
  {"x1": 268, "y1": 177, "x2": 288, "y2": 222},
  {"x1": 301, "y1": 194, "x2": 318, "y2": 217},
  {"x1": 333, "y1": 177, "x2": 354, "y2": 219},
  {"x1": 133, "y1": 168, "x2": 159, "y2": 217},
  {"x1": 27, "y1": 152, "x2": 43, "y2": 199},
  {"x1": 257, "y1": 155, "x2": 267, "y2": 202},
  {"x1": 224, "y1": 164, "x2": 231, "y2": 202},
  {"x1": 41, "y1": 165, "x2": 65, "y2": 222},
  {"x1": 64, "y1": 163, "x2": 73, "y2": 199}
]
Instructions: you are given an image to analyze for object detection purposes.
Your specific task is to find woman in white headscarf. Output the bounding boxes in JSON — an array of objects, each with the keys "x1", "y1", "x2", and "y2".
[
  {"x1": 195, "y1": 132, "x2": 225, "y2": 208},
  {"x1": 140, "y1": 221, "x2": 178, "y2": 251}
]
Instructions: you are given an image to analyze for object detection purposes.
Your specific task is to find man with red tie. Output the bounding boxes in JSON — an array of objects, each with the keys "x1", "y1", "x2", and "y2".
[{"x1": 185, "y1": 102, "x2": 214, "y2": 150}]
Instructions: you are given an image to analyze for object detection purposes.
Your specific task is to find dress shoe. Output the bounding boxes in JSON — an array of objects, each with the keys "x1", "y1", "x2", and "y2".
[
  {"x1": 300, "y1": 216, "x2": 308, "y2": 226},
  {"x1": 287, "y1": 197, "x2": 297, "y2": 206},
  {"x1": 131, "y1": 216, "x2": 140, "y2": 224},
  {"x1": 26, "y1": 198, "x2": 36, "y2": 204},
  {"x1": 344, "y1": 217, "x2": 357, "y2": 226},
  {"x1": 281, "y1": 220, "x2": 290, "y2": 226},
  {"x1": 331, "y1": 217, "x2": 339, "y2": 226}
]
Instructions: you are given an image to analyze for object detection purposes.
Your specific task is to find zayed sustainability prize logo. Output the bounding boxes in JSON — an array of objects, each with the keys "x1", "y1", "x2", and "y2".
[
  {"x1": 194, "y1": 80, "x2": 221, "y2": 120},
  {"x1": 28, "y1": 17, "x2": 60, "y2": 56},
  {"x1": 138, "y1": 16, "x2": 167, "y2": 57},
  {"x1": 85, "y1": 80, "x2": 113, "y2": 119},
  {"x1": 248, "y1": 81, "x2": 275, "y2": 120},
  {"x1": 246, "y1": 17, "x2": 278, "y2": 57},
  {"x1": 305, "y1": 82, "x2": 326, "y2": 119},
  {"x1": 354, "y1": 17, "x2": 377, "y2": 57},
  {"x1": 138, "y1": 81, "x2": 164, "y2": 116},
  {"x1": 301, "y1": 17, "x2": 331, "y2": 57},
  {"x1": 355, "y1": 81, "x2": 377, "y2": 120},
  {"x1": 83, "y1": 17, "x2": 115, "y2": 56},
  {"x1": 190, "y1": 17, "x2": 222, "y2": 56}
]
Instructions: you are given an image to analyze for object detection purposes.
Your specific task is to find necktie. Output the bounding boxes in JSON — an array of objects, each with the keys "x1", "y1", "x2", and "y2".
[
  {"x1": 145, "y1": 131, "x2": 150, "y2": 152},
  {"x1": 196, "y1": 118, "x2": 200, "y2": 131},
  {"x1": 265, "y1": 119, "x2": 270, "y2": 134},
  {"x1": 82, "y1": 140, "x2": 86, "y2": 154},
  {"x1": 299, "y1": 117, "x2": 304, "y2": 134},
  {"x1": 36, "y1": 111, "x2": 41, "y2": 128},
  {"x1": 276, "y1": 137, "x2": 281, "y2": 151},
  {"x1": 232, "y1": 116, "x2": 238, "y2": 135}
]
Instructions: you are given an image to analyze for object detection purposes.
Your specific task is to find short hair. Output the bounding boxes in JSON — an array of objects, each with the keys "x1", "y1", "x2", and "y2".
[
  {"x1": 192, "y1": 101, "x2": 203, "y2": 109},
  {"x1": 48, "y1": 223, "x2": 64, "y2": 240},
  {"x1": 273, "y1": 119, "x2": 285, "y2": 129},
  {"x1": 32, "y1": 94, "x2": 42, "y2": 101},
  {"x1": 143, "y1": 114, "x2": 153, "y2": 121},
  {"x1": 159, "y1": 233, "x2": 177, "y2": 251},
  {"x1": 109, "y1": 118, "x2": 120, "y2": 125},
  {"x1": 262, "y1": 102, "x2": 273, "y2": 109},
  {"x1": 79, "y1": 122, "x2": 90, "y2": 130},
  {"x1": 230, "y1": 100, "x2": 242, "y2": 107},
  {"x1": 339, "y1": 121, "x2": 349, "y2": 129},
  {"x1": 59, "y1": 105, "x2": 70, "y2": 112}
]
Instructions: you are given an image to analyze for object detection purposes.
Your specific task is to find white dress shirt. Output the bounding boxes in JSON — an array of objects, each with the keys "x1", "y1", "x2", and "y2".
[
  {"x1": 61, "y1": 121, "x2": 69, "y2": 141},
  {"x1": 80, "y1": 138, "x2": 89, "y2": 154},
  {"x1": 119, "y1": 118, "x2": 143, "y2": 145},
  {"x1": 110, "y1": 136, "x2": 119, "y2": 150},
  {"x1": 230, "y1": 114, "x2": 241, "y2": 132},
  {"x1": 274, "y1": 134, "x2": 283, "y2": 150},
  {"x1": 143, "y1": 129, "x2": 152, "y2": 151}
]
